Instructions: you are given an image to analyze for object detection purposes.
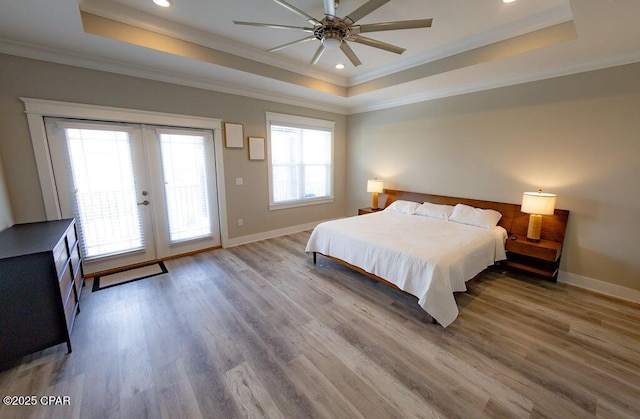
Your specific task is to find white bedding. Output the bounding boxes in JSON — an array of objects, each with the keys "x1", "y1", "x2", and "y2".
[{"x1": 305, "y1": 211, "x2": 507, "y2": 327}]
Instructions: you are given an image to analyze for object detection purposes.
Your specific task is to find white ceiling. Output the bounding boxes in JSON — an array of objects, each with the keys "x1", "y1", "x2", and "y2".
[{"x1": 0, "y1": 0, "x2": 639, "y2": 114}]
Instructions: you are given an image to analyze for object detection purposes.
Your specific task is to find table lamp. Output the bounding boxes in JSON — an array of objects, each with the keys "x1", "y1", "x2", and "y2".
[
  {"x1": 367, "y1": 179, "x2": 384, "y2": 209},
  {"x1": 521, "y1": 190, "x2": 556, "y2": 241}
]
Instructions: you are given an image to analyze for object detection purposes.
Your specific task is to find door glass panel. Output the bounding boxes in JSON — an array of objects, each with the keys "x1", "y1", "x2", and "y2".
[
  {"x1": 158, "y1": 132, "x2": 212, "y2": 242},
  {"x1": 64, "y1": 127, "x2": 144, "y2": 258}
]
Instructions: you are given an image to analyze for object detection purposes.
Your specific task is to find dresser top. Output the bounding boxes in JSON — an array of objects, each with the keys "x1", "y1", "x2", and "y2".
[{"x1": 0, "y1": 219, "x2": 74, "y2": 259}]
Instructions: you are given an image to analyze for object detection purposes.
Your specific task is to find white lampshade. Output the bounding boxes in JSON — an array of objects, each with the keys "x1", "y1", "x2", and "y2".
[
  {"x1": 521, "y1": 191, "x2": 556, "y2": 215},
  {"x1": 367, "y1": 179, "x2": 384, "y2": 193}
]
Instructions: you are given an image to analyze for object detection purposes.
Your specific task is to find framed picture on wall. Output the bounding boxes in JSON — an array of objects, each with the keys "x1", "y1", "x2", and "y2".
[
  {"x1": 248, "y1": 137, "x2": 265, "y2": 160},
  {"x1": 224, "y1": 122, "x2": 244, "y2": 148}
]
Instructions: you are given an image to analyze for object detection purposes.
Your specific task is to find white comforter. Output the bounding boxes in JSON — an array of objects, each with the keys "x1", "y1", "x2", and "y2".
[{"x1": 305, "y1": 211, "x2": 507, "y2": 327}]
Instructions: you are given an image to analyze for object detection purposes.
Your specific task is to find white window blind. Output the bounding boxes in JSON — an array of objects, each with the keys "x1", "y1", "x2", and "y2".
[
  {"x1": 158, "y1": 131, "x2": 213, "y2": 242},
  {"x1": 266, "y1": 112, "x2": 334, "y2": 210},
  {"x1": 59, "y1": 123, "x2": 144, "y2": 258}
]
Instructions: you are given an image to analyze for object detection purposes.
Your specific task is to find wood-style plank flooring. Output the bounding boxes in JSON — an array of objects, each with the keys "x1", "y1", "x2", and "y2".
[{"x1": 1, "y1": 231, "x2": 639, "y2": 418}]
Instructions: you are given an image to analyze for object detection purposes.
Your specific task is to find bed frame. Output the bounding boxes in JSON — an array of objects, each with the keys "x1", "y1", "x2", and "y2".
[{"x1": 312, "y1": 189, "x2": 569, "y2": 324}]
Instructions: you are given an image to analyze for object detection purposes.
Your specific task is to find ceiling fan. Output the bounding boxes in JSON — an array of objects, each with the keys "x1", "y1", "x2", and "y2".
[{"x1": 234, "y1": 0, "x2": 433, "y2": 67}]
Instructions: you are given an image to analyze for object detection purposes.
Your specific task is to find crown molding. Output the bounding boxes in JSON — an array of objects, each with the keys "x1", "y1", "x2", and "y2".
[
  {"x1": 347, "y1": 51, "x2": 640, "y2": 114},
  {"x1": 349, "y1": 2, "x2": 575, "y2": 86},
  {"x1": 0, "y1": 39, "x2": 349, "y2": 114},
  {"x1": 80, "y1": 0, "x2": 347, "y2": 87},
  {"x1": 0, "y1": 38, "x2": 348, "y2": 115},
  {"x1": 2, "y1": 35, "x2": 638, "y2": 117}
]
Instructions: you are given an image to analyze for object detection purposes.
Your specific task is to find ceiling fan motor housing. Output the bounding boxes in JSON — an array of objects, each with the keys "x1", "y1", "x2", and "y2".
[{"x1": 314, "y1": 21, "x2": 350, "y2": 48}]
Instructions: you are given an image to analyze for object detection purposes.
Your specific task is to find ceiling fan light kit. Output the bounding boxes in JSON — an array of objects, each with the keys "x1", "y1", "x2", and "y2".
[
  {"x1": 153, "y1": 0, "x2": 172, "y2": 8},
  {"x1": 234, "y1": 0, "x2": 433, "y2": 67},
  {"x1": 322, "y1": 35, "x2": 342, "y2": 49}
]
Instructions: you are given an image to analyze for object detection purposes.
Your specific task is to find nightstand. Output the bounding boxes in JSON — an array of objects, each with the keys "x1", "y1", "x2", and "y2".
[
  {"x1": 504, "y1": 236, "x2": 563, "y2": 281},
  {"x1": 358, "y1": 207, "x2": 383, "y2": 215}
]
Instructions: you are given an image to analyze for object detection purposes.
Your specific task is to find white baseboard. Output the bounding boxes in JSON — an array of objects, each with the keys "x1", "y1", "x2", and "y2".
[
  {"x1": 558, "y1": 271, "x2": 640, "y2": 304},
  {"x1": 224, "y1": 220, "x2": 328, "y2": 248}
]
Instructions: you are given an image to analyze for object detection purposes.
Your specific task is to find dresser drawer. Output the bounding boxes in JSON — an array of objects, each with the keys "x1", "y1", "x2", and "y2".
[
  {"x1": 64, "y1": 290, "x2": 77, "y2": 330},
  {"x1": 54, "y1": 239, "x2": 68, "y2": 275},
  {"x1": 67, "y1": 225, "x2": 78, "y2": 247},
  {"x1": 59, "y1": 265, "x2": 74, "y2": 307},
  {"x1": 73, "y1": 263, "x2": 83, "y2": 299},
  {"x1": 70, "y1": 244, "x2": 81, "y2": 275}
]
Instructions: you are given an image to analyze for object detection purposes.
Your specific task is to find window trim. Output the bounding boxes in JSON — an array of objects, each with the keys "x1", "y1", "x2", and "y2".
[{"x1": 266, "y1": 112, "x2": 335, "y2": 211}]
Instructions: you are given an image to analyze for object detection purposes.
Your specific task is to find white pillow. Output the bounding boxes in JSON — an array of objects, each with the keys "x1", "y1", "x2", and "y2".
[
  {"x1": 449, "y1": 204, "x2": 502, "y2": 229},
  {"x1": 414, "y1": 202, "x2": 454, "y2": 220},
  {"x1": 384, "y1": 200, "x2": 420, "y2": 214}
]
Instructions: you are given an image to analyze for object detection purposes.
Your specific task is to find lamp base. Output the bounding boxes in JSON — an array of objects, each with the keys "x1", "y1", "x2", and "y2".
[
  {"x1": 371, "y1": 192, "x2": 379, "y2": 209},
  {"x1": 527, "y1": 214, "x2": 542, "y2": 241}
]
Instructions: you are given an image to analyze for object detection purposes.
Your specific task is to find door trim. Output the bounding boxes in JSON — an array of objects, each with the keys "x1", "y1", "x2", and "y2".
[{"x1": 22, "y1": 97, "x2": 230, "y2": 248}]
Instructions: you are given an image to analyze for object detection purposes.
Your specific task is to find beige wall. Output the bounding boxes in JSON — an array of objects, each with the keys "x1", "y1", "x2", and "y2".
[
  {"x1": 347, "y1": 62, "x2": 640, "y2": 291},
  {"x1": 0, "y1": 53, "x2": 347, "y2": 238},
  {"x1": 2, "y1": 52, "x2": 638, "y2": 291}
]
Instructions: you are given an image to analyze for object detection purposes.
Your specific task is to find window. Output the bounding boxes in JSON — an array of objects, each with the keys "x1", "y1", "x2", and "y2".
[{"x1": 266, "y1": 112, "x2": 334, "y2": 210}]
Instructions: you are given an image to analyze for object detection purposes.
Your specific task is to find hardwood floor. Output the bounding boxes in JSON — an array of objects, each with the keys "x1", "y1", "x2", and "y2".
[{"x1": 1, "y1": 231, "x2": 639, "y2": 418}]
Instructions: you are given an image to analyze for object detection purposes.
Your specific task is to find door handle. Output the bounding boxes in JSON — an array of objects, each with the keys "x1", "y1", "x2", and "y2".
[{"x1": 137, "y1": 200, "x2": 149, "y2": 206}]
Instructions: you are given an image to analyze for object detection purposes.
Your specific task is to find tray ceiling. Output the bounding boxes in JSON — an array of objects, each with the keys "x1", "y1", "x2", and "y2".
[{"x1": 0, "y1": 0, "x2": 639, "y2": 113}]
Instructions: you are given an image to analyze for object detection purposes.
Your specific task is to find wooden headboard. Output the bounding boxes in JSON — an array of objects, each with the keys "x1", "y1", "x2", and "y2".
[{"x1": 384, "y1": 189, "x2": 569, "y2": 242}]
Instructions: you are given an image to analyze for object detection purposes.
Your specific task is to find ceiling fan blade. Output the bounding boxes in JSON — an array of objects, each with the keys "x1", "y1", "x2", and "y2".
[
  {"x1": 323, "y1": 0, "x2": 336, "y2": 20},
  {"x1": 234, "y1": 21, "x2": 314, "y2": 32},
  {"x1": 269, "y1": 36, "x2": 316, "y2": 52},
  {"x1": 345, "y1": 0, "x2": 390, "y2": 24},
  {"x1": 340, "y1": 42, "x2": 362, "y2": 66},
  {"x1": 355, "y1": 19, "x2": 433, "y2": 34},
  {"x1": 310, "y1": 44, "x2": 326, "y2": 65},
  {"x1": 350, "y1": 35, "x2": 406, "y2": 54},
  {"x1": 273, "y1": 0, "x2": 321, "y2": 25}
]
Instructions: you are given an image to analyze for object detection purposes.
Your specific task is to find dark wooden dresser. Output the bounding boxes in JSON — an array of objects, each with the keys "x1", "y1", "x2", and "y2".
[{"x1": 0, "y1": 219, "x2": 84, "y2": 365}]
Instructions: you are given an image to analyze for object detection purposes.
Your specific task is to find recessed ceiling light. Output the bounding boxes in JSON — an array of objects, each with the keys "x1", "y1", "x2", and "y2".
[
  {"x1": 153, "y1": 0, "x2": 172, "y2": 7},
  {"x1": 503, "y1": 0, "x2": 516, "y2": 3},
  {"x1": 335, "y1": 64, "x2": 345, "y2": 69}
]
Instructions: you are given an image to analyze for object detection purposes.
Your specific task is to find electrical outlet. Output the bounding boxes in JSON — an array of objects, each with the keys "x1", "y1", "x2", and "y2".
[
  {"x1": 237, "y1": 219, "x2": 243, "y2": 226},
  {"x1": 235, "y1": 177, "x2": 243, "y2": 185}
]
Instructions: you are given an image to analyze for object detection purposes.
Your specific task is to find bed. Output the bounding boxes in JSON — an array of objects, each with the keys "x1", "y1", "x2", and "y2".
[{"x1": 306, "y1": 190, "x2": 525, "y2": 327}]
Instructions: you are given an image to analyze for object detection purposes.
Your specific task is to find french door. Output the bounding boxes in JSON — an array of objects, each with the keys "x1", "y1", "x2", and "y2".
[{"x1": 45, "y1": 118, "x2": 220, "y2": 274}]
